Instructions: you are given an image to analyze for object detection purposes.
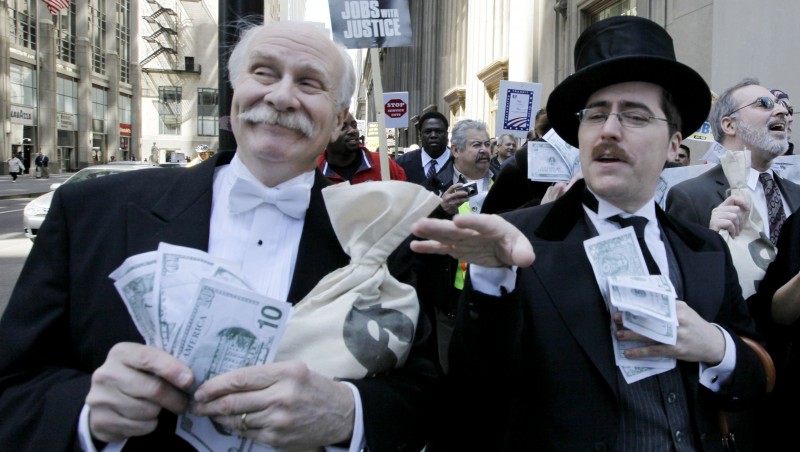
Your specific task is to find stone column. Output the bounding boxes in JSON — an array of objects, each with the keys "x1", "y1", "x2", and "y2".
[
  {"x1": 75, "y1": 0, "x2": 93, "y2": 168},
  {"x1": 38, "y1": 15, "x2": 58, "y2": 170},
  {"x1": 105, "y1": 0, "x2": 120, "y2": 162}
]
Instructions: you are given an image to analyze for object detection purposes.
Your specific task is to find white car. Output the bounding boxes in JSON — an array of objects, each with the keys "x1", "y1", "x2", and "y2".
[{"x1": 23, "y1": 162, "x2": 157, "y2": 241}]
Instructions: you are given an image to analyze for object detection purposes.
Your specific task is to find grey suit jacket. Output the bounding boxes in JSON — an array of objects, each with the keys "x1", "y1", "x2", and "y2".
[
  {"x1": 0, "y1": 151, "x2": 438, "y2": 452},
  {"x1": 666, "y1": 164, "x2": 800, "y2": 228}
]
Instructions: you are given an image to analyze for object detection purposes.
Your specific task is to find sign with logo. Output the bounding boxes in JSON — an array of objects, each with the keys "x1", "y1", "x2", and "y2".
[
  {"x1": 688, "y1": 120, "x2": 714, "y2": 141},
  {"x1": 328, "y1": 0, "x2": 412, "y2": 49},
  {"x1": 57, "y1": 113, "x2": 74, "y2": 130},
  {"x1": 496, "y1": 81, "x2": 542, "y2": 139},
  {"x1": 383, "y1": 91, "x2": 409, "y2": 128},
  {"x1": 119, "y1": 123, "x2": 132, "y2": 137},
  {"x1": 10, "y1": 105, "x2": 34, "y2": 125}
]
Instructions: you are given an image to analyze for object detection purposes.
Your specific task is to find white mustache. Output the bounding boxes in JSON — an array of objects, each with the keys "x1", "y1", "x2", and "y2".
[{"x1": 237, "y1": 104, "x2": 314, "y2": 137}]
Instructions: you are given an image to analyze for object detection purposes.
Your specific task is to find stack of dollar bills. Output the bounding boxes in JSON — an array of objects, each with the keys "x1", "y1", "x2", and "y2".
[{"x1": 110, "y1": 242, "x2": 290, "y2": 451}]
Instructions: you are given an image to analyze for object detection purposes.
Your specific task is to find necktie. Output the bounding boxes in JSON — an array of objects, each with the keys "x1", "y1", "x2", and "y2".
[
  {"x1": 228, "y1": 176, "x2": 311, "y2": 219},
  {"x1": 759, "y1": 172, "x2": 787, "y2": 246},
  {"x1": 426, "y1": 159, "x2": 438, "y2": 180},
  {"x1": 609, "y1": 215, "x2": 660, "y2": 275}
]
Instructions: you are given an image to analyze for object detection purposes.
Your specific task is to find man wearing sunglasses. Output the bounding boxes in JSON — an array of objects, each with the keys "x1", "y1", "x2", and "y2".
[
  {"x1": 666, "y1": 78, "x2": 800, "y2": 246},
  {"x1": 770, "y1": 88, "x2": 794, "y2": 155}
]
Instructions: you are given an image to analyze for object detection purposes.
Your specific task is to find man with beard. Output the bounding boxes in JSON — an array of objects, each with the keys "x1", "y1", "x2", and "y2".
[
  {"x1": 667, "y1": 78, "x2": 800, "y2": 245},
  {"x1": 0, "y1": 21, "x2": 438, "y2": 451},
  {"x1": 396, "y1": 111, "x2": 453, "y2": 194},
  {"x1": 317, "y1": 112, "x2": 407, "y2": 183}
]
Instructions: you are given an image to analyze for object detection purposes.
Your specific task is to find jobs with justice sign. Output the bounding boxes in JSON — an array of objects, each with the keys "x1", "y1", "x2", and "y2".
[{"x1": 329, "y1": 0, "x2": 412, "y2": 49}]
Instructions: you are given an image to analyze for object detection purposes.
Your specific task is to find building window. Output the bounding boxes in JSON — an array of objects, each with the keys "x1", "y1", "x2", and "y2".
[
  {"x1": 10, "y1": 64, "x2": 37, "y2": 107},
  {"x1": 55, "y1": 3, "x2": 76, "y2": 64},
  {"x1": 89, "y1": 0, "x2": 107, "y2": 75},
  {"x1": 8, "y1": 0, "x2": 37, "y2": 50},
  {"x1": 57, "y1": 77, "x2": 77, "y2": 130},
  {"x1": 93, "y1": 86, "x2": 108, "y2": 121},
  {"x1": 587, "y1": 0, "x2": 637, "y2": 24},
  {"x1": 116, "y1": 0, "x2": 131, "y2": 83},
  {"x1": 197, "y1": 88, "x2": 219, "y2": 136},
  {"x1": 119, "y1": 95, "x2": 132, "y2": 124},
  {"x1": 158, "y1": 86, "x2": 182, "y2": 135}
]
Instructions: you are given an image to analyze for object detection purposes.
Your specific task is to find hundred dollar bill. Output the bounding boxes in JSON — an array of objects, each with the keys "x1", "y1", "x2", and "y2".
[
  {"x1": 528, "y1": 141, "x2": 573, "y2": 182},
  {"x1": 113, "y1": 262, "x2": 161, "y2": 347},
  {"x1": 174, "y1": 278, "x2": 290, "y2": 452}
]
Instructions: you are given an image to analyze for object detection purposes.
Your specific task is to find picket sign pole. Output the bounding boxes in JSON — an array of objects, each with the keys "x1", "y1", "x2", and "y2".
[{"x1": 370, "y1": 47, "x2": 390, "y2": 181}]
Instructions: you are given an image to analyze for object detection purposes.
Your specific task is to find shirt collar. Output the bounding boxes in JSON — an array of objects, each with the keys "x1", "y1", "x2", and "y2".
[
  {"x1": 587, "y1": 187, "x2": 658, "y2": 223},
  {"x1": 748, "y1": 167, "x2": 776, "y2": 191},
  {"x1": 421, "y1": 147, "x2": 451, "y2": 168}
]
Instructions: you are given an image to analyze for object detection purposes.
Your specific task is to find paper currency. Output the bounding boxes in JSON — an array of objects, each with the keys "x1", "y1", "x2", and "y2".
[
  {"x1": 609, "y1": 278, "x2": 678, "y2": 345},
  {"x1": 528, "y1": 141, "x2": 574, "y2": 182},
  {"x1": 110, "y1": 243, "x2": 290, "y2": 451},
  {"x1": 701, "y1": 141, "x2": 728, "y2": 164},
  {"x1": 174, "y1": 278, "x2": 290, "y2": 452},
  {"x1": 113, "y1": 262, "x2": 161, "y2": 347},
  {"x1": 583, "y1": 229, "x2": 678, "y2": 383}
]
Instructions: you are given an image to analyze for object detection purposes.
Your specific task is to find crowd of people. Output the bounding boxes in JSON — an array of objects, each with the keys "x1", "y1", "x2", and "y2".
[{"x1": 1, "y1": 14, "x2": 798, "y2": 452}]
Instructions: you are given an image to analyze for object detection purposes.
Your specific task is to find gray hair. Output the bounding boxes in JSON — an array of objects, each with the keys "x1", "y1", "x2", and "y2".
[
  {"x1": 227, "y1": 21, "x2": 355, "y2": 110},
  {"x1": 710, "y1": 77, "x2": 760, "y2": 142},
  {"x1": 451, "y1": 119, "x2": 488, "y2": 150}
]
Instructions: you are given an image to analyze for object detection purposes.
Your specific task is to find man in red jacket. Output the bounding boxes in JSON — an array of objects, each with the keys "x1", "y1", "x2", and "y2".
[{"x1": 318, "y1": 112, "x2": 407, "y2": 183}]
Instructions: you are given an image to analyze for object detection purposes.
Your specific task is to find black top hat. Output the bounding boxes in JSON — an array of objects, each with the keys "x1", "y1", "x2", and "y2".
[{"x1": 546, "y1": 16, "x2": 710, "y2": 147}]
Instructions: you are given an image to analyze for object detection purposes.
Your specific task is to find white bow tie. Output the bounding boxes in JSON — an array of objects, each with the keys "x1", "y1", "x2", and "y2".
[{"x1": 228, "y1": 177, "x2": 311, "y2": 219}]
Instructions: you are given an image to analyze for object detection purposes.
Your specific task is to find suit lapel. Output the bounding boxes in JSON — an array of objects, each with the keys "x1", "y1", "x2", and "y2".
[
  {"x1": 775, "y1": 174, "x2": 800, "y2": 212},
  {"x1": 287, "y1": 171, "x2": 350, "y2": 304},
  {"x1": 529, "y1": 181, "x2": 619, "y2": 394},
  {"x1": 126, "y1": 152, "x2": 231, "y2": 256},
  {"x1": 712, "y1": 165, "x2": 730, "y2": 205}
]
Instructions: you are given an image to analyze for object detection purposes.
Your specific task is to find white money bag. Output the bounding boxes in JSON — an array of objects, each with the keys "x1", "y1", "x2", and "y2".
[
  {"x1": 274, "y1": 181, "x2": 440, "y2": 379},
  {"x1": 718, "y1": 150, "x2": 776, "y2": 299}
]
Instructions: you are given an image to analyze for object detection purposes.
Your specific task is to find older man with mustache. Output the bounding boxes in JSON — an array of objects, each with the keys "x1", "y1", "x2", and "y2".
[{"x1": 0, "y1": 20, "x2": 438, "y2": 452}]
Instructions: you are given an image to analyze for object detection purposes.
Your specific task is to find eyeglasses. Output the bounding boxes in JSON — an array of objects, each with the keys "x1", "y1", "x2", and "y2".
[
  {"x1": 576, "y1": 108, "x2": 673, "y2": 128},
  {"x1": 777, "y1": 99, "x2": 794, "y2": 116},
  {"x1": 725, "y1": 96, "x2": 776, "y2": 117}
]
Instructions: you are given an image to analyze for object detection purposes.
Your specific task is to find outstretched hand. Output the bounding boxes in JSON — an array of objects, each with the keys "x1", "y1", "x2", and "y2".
[{"x1": 410, "y1": 214, "x2": 535, "y2": 268}]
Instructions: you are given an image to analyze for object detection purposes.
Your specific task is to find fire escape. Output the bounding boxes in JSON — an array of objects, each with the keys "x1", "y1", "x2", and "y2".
[{"x1": 141, "y1": 0, "x2": 202, "y2": 131}]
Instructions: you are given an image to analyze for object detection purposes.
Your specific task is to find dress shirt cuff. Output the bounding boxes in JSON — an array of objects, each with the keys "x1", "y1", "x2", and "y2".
[
  {"x1": 78, "y1": 404, "x2": 126, "y2": 452},
  {"x1": 469, "y1": 265, "x2": 518, "y2": 296},
  {"x1": 325, "y1": 382, "x2": 365, "y2": 452},
  {"x1": 698, "y1": 324, "x2": 736, "y2": 391}
]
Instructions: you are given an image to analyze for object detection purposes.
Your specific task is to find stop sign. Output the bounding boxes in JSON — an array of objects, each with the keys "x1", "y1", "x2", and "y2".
[{"x1": 384, "y1": 99, "x2": 407, "y2": 118}]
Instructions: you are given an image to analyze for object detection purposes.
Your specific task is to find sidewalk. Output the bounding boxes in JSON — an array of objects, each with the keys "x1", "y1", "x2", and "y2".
[{"x1": 0, "y1": 172, "x2": 72, "y2": 200}]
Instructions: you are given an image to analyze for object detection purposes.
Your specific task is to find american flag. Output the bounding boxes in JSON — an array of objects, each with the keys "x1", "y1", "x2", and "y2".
[{"x1": 43, "y1": 0, "x2": 70, "y2": 14}]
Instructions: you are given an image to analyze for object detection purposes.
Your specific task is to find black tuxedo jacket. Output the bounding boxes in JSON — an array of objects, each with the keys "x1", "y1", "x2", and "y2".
[
  {"x1": 0, "y1": 152, "x2": 438, "y2": 452},
  {"x1": 666, "y1": 164, "x2": 800, "y2": 228},
  {"x1": 440, "y1": 180, "x2": 767, "y2": 451}
]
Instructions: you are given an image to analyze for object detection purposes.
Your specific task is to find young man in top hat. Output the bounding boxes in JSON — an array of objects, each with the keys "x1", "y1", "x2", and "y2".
[{"x1": 413, "y1": 16, "x2": 768, "y2": 450}]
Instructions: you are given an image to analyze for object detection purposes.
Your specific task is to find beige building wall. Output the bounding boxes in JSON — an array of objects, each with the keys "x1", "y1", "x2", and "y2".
[{"x1": 371, "y1": 0, "x2": 800, "y2": 150}]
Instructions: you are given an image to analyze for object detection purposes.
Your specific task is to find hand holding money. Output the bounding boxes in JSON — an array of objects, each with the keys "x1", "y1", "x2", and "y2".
[
  {"x1": 85, "y1": 343, "x2": 194, "y2": 443},
  {"x1": 614, "y1": 300, "x2": 726, "y2": 365},
  {"x1": 191, "y1": 360, "x2": 355, "y2": 450}
]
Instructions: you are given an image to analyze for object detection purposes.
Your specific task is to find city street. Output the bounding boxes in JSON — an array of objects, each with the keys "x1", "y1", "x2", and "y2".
[{"x1": 0, "y1": 173, "x2": 71, "y2": 317}]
